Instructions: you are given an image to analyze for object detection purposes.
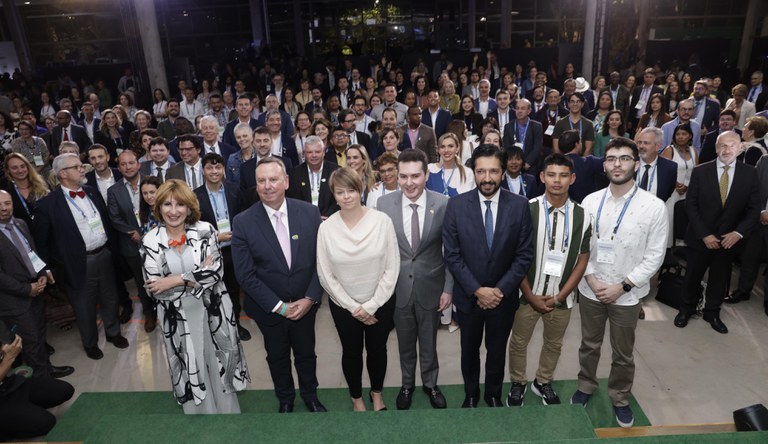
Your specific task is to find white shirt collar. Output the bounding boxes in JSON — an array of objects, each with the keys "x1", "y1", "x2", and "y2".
[
  {"x1": 263, "y1": 198, "x2": 288, "y2": 219},
  {"x1": 479, "y1": 189, "x2": 501, "y2": 204},
  {"x1": 402, "y1": 190, "x2": 428, "y2": 209}
]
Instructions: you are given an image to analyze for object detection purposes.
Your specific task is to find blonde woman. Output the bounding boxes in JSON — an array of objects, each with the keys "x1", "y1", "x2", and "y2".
[
  {"x1": 425, "y1": 133, "x2": 475, "y2": 197},
  {"x1": 725, "y1": 84, "x2": 756, "y2": 130},
  {"x1": 345, "y1": 144, "x2": 375, "y2": 206},
  {"x1": 3, "y1": 152, "x2": 50, "y2": 226}
]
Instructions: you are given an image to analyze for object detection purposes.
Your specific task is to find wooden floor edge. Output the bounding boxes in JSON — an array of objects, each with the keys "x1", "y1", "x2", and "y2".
[{"x1": 595, "y1": 422, "x2": 737, "y2": 438}]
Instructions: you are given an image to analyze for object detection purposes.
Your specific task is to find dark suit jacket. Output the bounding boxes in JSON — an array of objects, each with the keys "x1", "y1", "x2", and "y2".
[
  {"x1": 33, "y1": 185, "x2": 115, "y2": 289},
  {"x1": 400, "y1": 124, "x2": 438, "y2": 163},
  {"x1": 685, "y1": 160, "x2": 761, "y2": 250},
  {"x1": 0, "y1": 218, "x2": 42, "y2": 316},
  {"x1": 500, "y1": 173, "x2": 541, "y2": 198},
  {"x1": 255, "y1": 110, "x2": 295, "y2": 137},
  {"x1": 93, "y1": 129, "x2": 129, "y2": 166},
  {"x1": 699, "y1": 129, "x2": 743, "y2": 164},
  {"x1": 239, "y1": 155, "x2": 293, "y2": 207},
  {"x1": 502, "y1": 119, "x2": 544, "y2": 173},
  {"x1": 696, "y1": 98, "x2": 721, "y2": 132},
  {"x1": 201, "y1": 140, "x2": 239, "y2": 162},
  {"x1": 351, "y1": 131, "x2": 372, "y2": 153},
  {"x1": 50, "y1": 124, "x2": 91, "y2": 156},
  {"x1": 636, "y1": 157, "x2": 677, "y2": 202},
  {"x1": 77, "y1": 118, "x2": 101, "y2": 143},
  {"x1": 222, "y1": 118, "x2": 258, "y2": 147},
  {"x1": 629, "y1": 85, "x2": 664, "y2": 122},
  {"x1": 421, "y1": 108, "x2": 451, "y2": 139},
  {"x1": 600, "y1": 85, "x2": 631, "y2": 120},
  {"x1": 443, "y1": 189, "x2": 534, "y2": 313},
  {"x1": 85, "y1": 168, "x2": 123, "y2": 191},
  {"x1": 194, "y1": 182, "x2": 244, "y2": 232},
  {"x1": 565, "y1": 153, "x2": 605, "y2": 203},
  {"x1": 231, "y1": 198, "x2": 323, "y2": 326},
  {"x1": 106, "y1": 177, "x2": 143, "y2": 257},
  {"x1": 165, "y1": 160, "x2": 203, "y2": 187},
  {"x1": 286, "y1": 161, "x2": 339, "y2": 217},
  {"x1": 452, "y1": 112, "x2": 484, "y2": 137}
]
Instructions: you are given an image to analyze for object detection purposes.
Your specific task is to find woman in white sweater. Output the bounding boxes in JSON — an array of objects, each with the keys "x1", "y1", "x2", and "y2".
[{"x1": 317, "y1": 167, "x2": 400, "y2": 412}]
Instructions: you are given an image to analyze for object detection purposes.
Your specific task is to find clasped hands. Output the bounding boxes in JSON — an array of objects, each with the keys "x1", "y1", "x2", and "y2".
[
  {"x1": 282, "y1": 298, "x2": 314, "y2": 321},
  {"x1": 475, "y1": 287, "x2": 503, "y2": 310},
  {"x1": 29, "y1": 271, "x2": 55, "y2": 298},
  {"x1": 586, "y1": 276, "x2": 623, "y2": 305},
  {"x1": 703, "y1": 232, "x2": 741, "y2": 250},
  {"x1": 352, "y1": 306, "x2": 378, "y2": 325}
]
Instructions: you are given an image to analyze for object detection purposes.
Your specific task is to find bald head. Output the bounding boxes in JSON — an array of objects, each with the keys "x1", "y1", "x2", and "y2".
[{"x1": 0, "y1": 190, "x2": 13, "y2": 223}]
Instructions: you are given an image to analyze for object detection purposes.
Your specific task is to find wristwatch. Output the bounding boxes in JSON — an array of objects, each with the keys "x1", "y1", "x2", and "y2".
[
  {"x1": 622, "y1": 281, "x2": 632, "y2": 293},
  {"x1": 553, "y1": 298, "x2": 564, "y2": 308}
]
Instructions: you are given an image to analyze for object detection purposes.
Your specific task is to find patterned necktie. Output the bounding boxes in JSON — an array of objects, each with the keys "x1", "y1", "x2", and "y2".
[
  {"x1": 484, "y1": 200, "x2": 494, "y2": 250},
  {"x1": 410, "y1": 203, "x2": 420, "y2": 251},
  {"x1": 274, "y1": 211, "x2": 291, "y2": 268},
  {"x1": 719, "y1": 165, "x2": 730, "y2": 207}
]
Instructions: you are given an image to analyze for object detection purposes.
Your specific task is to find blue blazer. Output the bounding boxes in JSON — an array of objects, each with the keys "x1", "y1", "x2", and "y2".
[
  {"x1": 474, "y1": 98, "x2": 498, "y2": 115},
  {"x1": 194, "y1": 181, "x2": 244, "y2": 232},
  {"x1": 231, "y1": 198, "x2": 323, "y2": 326},
  {"x1": 85, "y1": 168, "x2": 122, "y2": 191},
  {"x1": 442, "y1": 189, "x2": 534, "y2": 313},
  {"x1": 421, "y1": 108, "x2": 452, "y2": 138},
  {"x1": 204, "y1": 140, "x2": 239, "y2": 162},
  {"x1": 501, "y1": 173, "x2": 541, "y2": 198},
  {"x1": 255, "y1": 110, "x2": 295, "y2": 137},
  {"x1": 222, "y1": 118, "x2": 258, "y2": 147},
  {"x1": 33, "y1": 185, "x2": 116, "y2": 290},
  {"x1": 636, "y1": 156, "x2": 677, "y2": 202}
]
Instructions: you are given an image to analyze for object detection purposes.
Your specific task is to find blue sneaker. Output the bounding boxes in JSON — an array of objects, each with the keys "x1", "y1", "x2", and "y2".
[
  {"x1": 570, "y1": 390, "x2": 591, "y2": 407},
  {"x1": 614, "y1": 405, "x2": 634, "y2": 428}
]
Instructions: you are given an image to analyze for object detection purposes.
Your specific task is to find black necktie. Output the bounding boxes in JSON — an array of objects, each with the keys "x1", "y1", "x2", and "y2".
[{"x1": 639, "y1": 164, "x2": 651, "y2": 191}]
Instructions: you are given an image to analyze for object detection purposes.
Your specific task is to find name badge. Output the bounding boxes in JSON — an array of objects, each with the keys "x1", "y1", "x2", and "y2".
[
  {"x1": 217, "y1": 218, "x2": 231, "y2": 234},
  {"x1": 33, "y1": 155, "x2": 44, "y2": 166},
  {"x1": 28, "y1": 251, "x2": 47, "y2": 273},
  {"x1": 116, "y1": 148, "x2": 124, "y2": 157},
  {"x1": 88, "y1": 216, "x2": 106, "y2": 237},
  {"x1": 514, "y1": 142, "x2": 524, "y2": 150},
  {"x1": 635, "y1": 100, "x2": 646, "y2": 110},
  {"x1": 545, "y1": 126, "x2": 554, "y2": 136},
  {"x1": 543, "y1": 250, "x2": 565, "y2": 277},
  {"x1": 596, "y1": 238, "x2": 615, "y2": 264}
]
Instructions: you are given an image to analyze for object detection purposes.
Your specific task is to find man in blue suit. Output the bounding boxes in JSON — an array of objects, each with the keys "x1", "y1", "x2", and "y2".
[
  {"x1": 422, "y1": 90, "x2": 452, "y2": 139},
  {"x1": 256, "y1": 95, "x2": 295, "y2": 137},
  {"x1": 222, "y1": 94, "x2": 258, "y2": 147},
  {"x1": 443, "y1": 144, "x2": 534, "y2": 408},
  {"x1": 231, "y1": 157, "x2": 326, "y2": 414},
  {"x1": 635, "y1": 128, "x2": 677, "y2": 202}
]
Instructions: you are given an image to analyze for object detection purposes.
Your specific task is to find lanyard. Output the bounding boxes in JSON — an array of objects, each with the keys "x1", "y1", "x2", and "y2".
[
  {"x1": 515, "y1": 120, "x2": 529, "y2": 144},
  {"x1": 595, "y1": 186, "x2": 638, "y2": 239},
  {"x1": 568, "y1": 117, "x2": 583, "y2": 138},
  {"x1": 13, "y1": 184, "x2": 32, "y2": 219},
  {"x1": 65, "y1": 192, "x2": 98, "y2": 220},
  {"x1": 208, "y1": 187, "x2": 229, "y2": 221},
  {"x1": 543, "y1": 197, "x2": 570, "y2": 250},
  {"x1": 441, "y1": 167, "x2": 456, "y2": 195},
  {"x1": 309, "y1": 168, "x2": 322, "y2": 193},
  {"x1": 674, "y1": 145, "x2": 693, "y2": 170},
  {"x1": 185, "y1": 102, "x2": 197, "y2": 115},
  {"x1": 506, "y1": 174, "x2": 526, "y2": 197}
]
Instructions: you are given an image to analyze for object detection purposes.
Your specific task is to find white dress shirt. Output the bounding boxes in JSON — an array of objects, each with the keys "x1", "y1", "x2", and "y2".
[
  {"x1": 95, "y1": 170, "x2": 115, "y2": 202},
  {"x1": 636, "y1": 157, "x2": 659, "y2": 196},
  {"x1": 62, "y1": 186, "x2": 108, "y2": 251},
  {"x1": 478, "y1": 189, "x2": 500, "y2": 233},
  {"x1": 578, "y1": 186, "x2": 668, "y2": 306},
  {"x1": 184, "y1": 159, "x2": 203, "y2": 189},
  {"x1": 263, "y1": 199, "x2": 290, "y2": 313},
  {"x1": 271, "y1": 133, "x2": 283, "y2": 157}
]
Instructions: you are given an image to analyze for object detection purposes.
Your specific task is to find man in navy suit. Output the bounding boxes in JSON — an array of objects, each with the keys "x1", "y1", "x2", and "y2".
[
  {"x1": 231, "y1": 157, "x2": 327, "y2": 414},
  {"x1": 77, "y1": 102, "x2": 100, "y2": 144},
  {"x1": 34, "y1": 154, "x2": 128, "y2": 360},
  {"x1": 474, "y1": 79, "x2": 497, "y2": 118},
  {"x1": 691, "y1": 80, "x2": 721, "y2": 137},
  {"x1": 443, "y1": 144, "x2": 534, "y2": 408},
  {"x1": 193, "y1": 153, "x2": 250, "y2": 341},
  {"x1": 422, "y1": 90, "x2": 452, "y2": 139},
  {"x1": 199, "y1": 116, "x2": 238, "y2": 161},
  {"x1": 699, "y1": 110, "x2": 741, "y2": 164},
  {"x1": 256, "y1": 95, "x2": 295, "y2": 137},
  {"x1": 286, "y1": 136, "x2": 339, "y2": 218},
  {"x1": 559, "y1": 130, "x2": 604, "y2": 203},
  {"x1": 222, "y1": 94, "x2": 258, "y2": 147},
  {"x1": 635, "y1": 128, "x2": 677, "y2": 202},
  {"x1": 239, "y1": 127, "x2": 294, "y2": 206},
  {"x1": 502, "y1": 98, "x2": 544, "y2": 177}
]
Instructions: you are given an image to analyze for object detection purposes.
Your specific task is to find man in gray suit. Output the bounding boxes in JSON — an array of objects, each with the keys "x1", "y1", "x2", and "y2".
[
  {"x1": 107, "y1": 150, "x2": 157, "y2": 332},
  {"x1": 376, "y1": 149, "x2": 453, "y2": 410}
]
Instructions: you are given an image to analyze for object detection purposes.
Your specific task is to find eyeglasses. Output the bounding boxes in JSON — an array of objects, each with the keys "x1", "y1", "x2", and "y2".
[
  {"x1": 62, "y1": 164, "x2": 86, "y2": 171},
  {"x1": 343, "y1": 119, "x2": 356, "y2": 123},
  {"x1": 333, "y1": 134, "x2": 349, "y2": 139},
  {"x1": 604, "y1": 155, "x2": 636, "y2": 164},
  {"x1": 379, "y1": 167, "x2": 397, "y2": 174}
]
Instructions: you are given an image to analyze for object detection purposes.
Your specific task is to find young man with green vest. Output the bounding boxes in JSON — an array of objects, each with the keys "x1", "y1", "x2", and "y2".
[{"x1": 506, "y1": 153, "x2": 592, "y2": 407}]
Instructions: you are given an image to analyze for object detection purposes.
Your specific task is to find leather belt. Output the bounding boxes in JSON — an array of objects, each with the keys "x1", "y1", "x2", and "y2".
[{"x1": 86, "y1": 245, "x2": 106, "y2": 256}]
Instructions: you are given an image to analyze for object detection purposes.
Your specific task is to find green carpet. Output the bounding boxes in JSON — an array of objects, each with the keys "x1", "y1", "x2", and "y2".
[
  {"x1": 48, "y1": 381, "x2": 647, "y2": 443},
  {"x1": 533, "y1": 433, "x2": 768, "y2": 443}
]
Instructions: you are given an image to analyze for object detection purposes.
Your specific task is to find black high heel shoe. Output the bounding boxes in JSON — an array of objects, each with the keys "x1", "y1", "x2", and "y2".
[{"x1": 369, "y1": 390, "x2": 387, "y2": 411}]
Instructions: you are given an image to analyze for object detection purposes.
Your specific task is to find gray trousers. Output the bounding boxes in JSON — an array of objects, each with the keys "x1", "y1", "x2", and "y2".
[
  {"x1": 577, "y1": 296, "x2": 640, "y2": 407},
  {"x1": 394, "y1": 298, "x2": 441, "y2": 388},
  {"x1": 64, "y1": 249, "x2": 121, "y2": 348}
]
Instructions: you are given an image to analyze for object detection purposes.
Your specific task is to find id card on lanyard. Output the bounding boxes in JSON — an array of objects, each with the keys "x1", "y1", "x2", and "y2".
[
  {"x1": 594, "y1": 186, "x2": 638, "y2": 264},
  {"x1": 542, "y1": 198, "x2": 570, "y2": 276}
]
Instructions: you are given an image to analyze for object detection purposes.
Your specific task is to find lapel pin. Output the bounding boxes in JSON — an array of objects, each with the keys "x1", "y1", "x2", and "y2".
[
  {"x1": 321, "y1": 178, "x2": 326, "y2": 182},
  {"x1": 301, "y1": 182, "x2": 306, "y2": 186},
  {"x1": 291, "y1": 234, "x2": 299, "y2": 240},
  {"x1": 429, "y1": 208, "x2": 435, "y2": 214}
]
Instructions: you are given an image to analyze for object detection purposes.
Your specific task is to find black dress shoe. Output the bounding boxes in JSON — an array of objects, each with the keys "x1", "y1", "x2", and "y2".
[
  {"x1": 396, "y1": 386, "x2": 414, "y2": 410},
  {"x1": 50, "y1": 365, "x2": 75, "y2": 378},
  {"x1": 144, "y1": 316, "x2": 158, "y2": 333},
  {"x1": 119, "y1": 305, "x2": 133, "y2": 324},
  {"x1": 673, "y1": 312, "x2": 690, "y2": 328},
  {"x1": 485, "y1": 396, "x2": 503, "y2": 408},
  {"x1": 45, "y1": 342, "x2": 55, "y2": 355},
  {"x1": 107, "y1": 334, "x2": 129, "y2": 349},
  {"x1": 278, "y1": 402, "x2": 294, "y2": 413},
  {"x1": 423, "y1": 385, "x2": 447, "y2": 409},
  {"x1": 724, "y1": 291, "x2": 750, "y2": 304},
  {"x1": 305, "y1": 400, "x2": 327, "y2": 412},
  {"x1": 237, "y1": 325, "x2": 251, "y2": 341},
  {"x1": 703, "y1": 314, "x2": 728, "y2": 334},
  {"x1": 461, "y1": 396, "x2": 478, "y2": 408},
  {"x1": 84, "y1": 346, "x2": 103, "y2": 360}
]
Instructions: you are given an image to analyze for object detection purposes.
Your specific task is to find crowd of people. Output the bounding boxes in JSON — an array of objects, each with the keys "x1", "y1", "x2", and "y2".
[{"x1": 1, "y1": 52, "x2": 767, "y2": 440}]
